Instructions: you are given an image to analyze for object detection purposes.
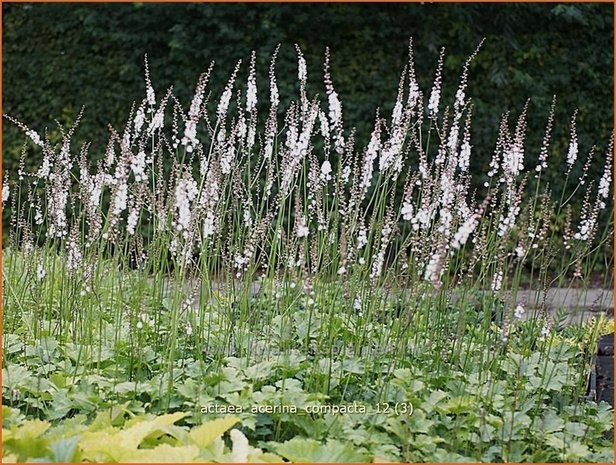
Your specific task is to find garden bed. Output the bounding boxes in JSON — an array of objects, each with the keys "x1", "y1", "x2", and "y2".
[{"x1": 2, "y1": 37, "x2": 614, "y2": 462}]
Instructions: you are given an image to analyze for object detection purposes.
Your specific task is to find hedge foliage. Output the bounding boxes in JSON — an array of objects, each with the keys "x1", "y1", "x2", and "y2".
[{"x1": 2, "y1": 2, "x2": 613, "y2": 202}]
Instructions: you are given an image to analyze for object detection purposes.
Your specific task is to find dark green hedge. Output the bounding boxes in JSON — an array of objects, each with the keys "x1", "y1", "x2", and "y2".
[{"x1": 2, "y1": 2, "x2": 613, "y2": 203}]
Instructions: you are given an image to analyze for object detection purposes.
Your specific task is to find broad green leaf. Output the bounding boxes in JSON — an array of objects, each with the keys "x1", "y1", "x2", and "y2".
[
  {"x1": 2, "y1": 365, "x2": 31, "y2": 389},
  {"x1": 49, "y1": 436, "x2": 81, "y2": 462},
  {"x1": 272, "y1": 437, "x2": 368, "y2": 462},
  {"x1": 563, "y1": 440, "x2": 591, "y2": 460},
  {"x1": 565, "y1": 421, "x2": 588, "y2": 437},
  {"x1": 541, "y1": 410, "x2": 564, "y2": 433}
]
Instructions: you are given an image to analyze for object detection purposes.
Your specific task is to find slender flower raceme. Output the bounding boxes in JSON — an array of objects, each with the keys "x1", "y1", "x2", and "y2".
[
  {"x1": 183, "y1": 63, "x2": 214, "y2": 153},
  {"x1": 2, "y1": 173, "x2": 9, "y2": 206},
  {"x1": 535, "y1": 96, "x2": 556, "y2": 175},
  {"x1": 406, "y1": 38, "x2": 421, "y2": 113},
  {"x1": 66, "y1": 226, "x2": 82, "y2": 274},
  {"x1": 427, "y1": 47, "x2": 445, "y2": 118},
  {"x1": 597, "y1": 135, "x2": 613, "y2": 209},
  {"x1": 359, "y1": 115, "x2": 381, "y2": 198},
  {"x1": 296, "y1": 214, "x2": 309, "y2": 239},
  {"x1": 217, "y1": 60, "x2": 242, "y2": 122},
  {"x1": 174, "y1": 172, "x2": 198, "y2": 235},
  {"x1": 450, "y1": 204, "x2": 483, "y2": 251},
  {"x1": 36, "y1": 257, "x2": 46, "y2": 281},
  {"x1": 144, "y1": 54, "x2": 156, "y2": 107},
  {"x1": 324, "y1": 47, "x2": 345, "y2": 155},
  {"x1": 566, "y1": 110, "x2": 579, "y2": 174},
  {"x1": 503, "y1": 103, "x2": 528, "y2": 179}
]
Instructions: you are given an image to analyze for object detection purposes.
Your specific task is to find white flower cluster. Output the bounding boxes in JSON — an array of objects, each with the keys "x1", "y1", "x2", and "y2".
[
  {"x1": 320, "y1": 160, "x2": 332, "y2": 182},
  {"x1": 328, "y1": 91, "x2": 342, "y2": 134},
  {"x1": 450, "y1": 212, "x2": 480, "y2": 250},
  {"x1": 296, "y1": 215, "x2": 309, "y2": 238},
  {"x1": 217, "y1": 62, "x2": 241, "y2": 121},
  {"x1": 133, "y1": 104, "x2": 146, "y2": 141},
  {"x1": 359, "y1": 119, "x2": 381, "y2": 196},
  {"x1": 538, "y1": 319, "x2": 551, "y2": 341},
  {"x1": 410, "y1": 204, "x2": 435, "y2": 231},
  {"x1": 574, "y1": 216, "x2": 596, "y2": 242},
  {"x1": 566, "y1": 112, "x2": 579, "y2": 170},
  {"x1": 203, "y1": 212, "x2": 216, "y2": 237},
  {"x1": 357, "y1": 224, "x2": 368, "y2": 249},
  {"x1": 324, "y1": 49, "x2": 345, "y2": 155},
  {"x1": 127, "y1": 208, "x2": 139, "y2": 236},
  {"x1": 199, "y1": 167, "x2": 220, "y2": 238},
  {"x1": 424, "y1": 250, "x2": 443, "y2": 286},
  {"x1": 497, "y1": 203, "x2": 520, "y2": 237},
  {"x1": 458, "y1": 141, "x2": 471, "y2": 172},
  {"x1": 514, "y1": 304, "x2": 525, "y2": 319},
  {"x1": 401, "y1": 201, "x2": 414, "y2": 221},
  {"x1": 36, "y1": 258, "x2": 46, "y2": 281},
  {"x1": 66, "y1": 234, "x2": 82, "y2": 274},
  {"x1": 146, "y1": 84, "x2": 156, "y2": 107},
  {"x1": 535, "y1": 97, "x2": 555, "y2": 174},
  {"x1": 246, "y1": 59, "x2": 258, "y2": 113},
  {"x1": 27, "y1": 129, "x2": 44, "y2": 147},
  {"x1": 503, "y1": 142, "x2": 524, "y2": 177},
  {"x1": 427, "y1": 87, "x2": 441, "y2": 117},
  {"x1": 427, "y1": 48, "x2": 445, "y2": 117},
  {"x1": 269, "y1": 47, "x2": 280, "y2": 108},
  {"x1": 47, "y1": 185, "x2": 69, "y2": 239},
  {"x1": 491, "y1": 270, "x2": 503, "y2": 291},
  {"x1": 370, "y1": 222, "x2": 392, "y2": 281},
  {"x1": 174, "y1": 175, "x2": 198, "y2": 234},
  {"x1": 379, "y1": 128, "x2": 405, "y2": 173},
  {"x1": 131, "y1": 150, "x2": 147, "y2": 182},
  {"x1": 281, "y1": 105, "x2": 318, "y2": 195},
  {"x1": 566, "y1": 140, "x2": 578, "y2": 168},
  {"x1": 297, "y1": 51, "x2": 307, "y2": 83},
  {"x1": 112, "y1": 182, "x2": 128, "y2": 217},
  {"x1": 597, "y1": 143, "x2": 612, "y2": 208},
  {"x1": 147, "y1": 106, "x2": 165, "y2": 135},
  {"x1": 220, "y1": 144, "x2": 236, "y2": 175},
  {"x1": 2, "y1": 182, "x2": 9, "y2": 206}
]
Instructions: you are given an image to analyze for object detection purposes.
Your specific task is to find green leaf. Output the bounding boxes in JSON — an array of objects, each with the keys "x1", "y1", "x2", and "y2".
[
  {"x1": 563, "y1": 440, "x2": 591, "y2": 460},
  {"x1": 188, "y1": 416, "x2": 240, "y2": 447},
  {"x1": 4, "y1": 419, "x2": 51, "y2": 461},
  {"x1": 49, "y1": 436, "x2": 81, "y2": 462},
  {"x1": 540, "y1": 409, "x2": 564, "y2": 434},
  {"x1": 272, "y1": 437, "x2": 368, "y2": 462},
  {"x1": 2, "y1": 365, "x2": 31, "y2": 389}
]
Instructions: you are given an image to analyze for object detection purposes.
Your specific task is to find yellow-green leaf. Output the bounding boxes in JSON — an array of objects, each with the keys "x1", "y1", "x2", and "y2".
[
  {"x1": 119, "y1": 411, "x2": 187, "y2": 449},
  {"x1": 126, "y1": 444, "x2": 200, "y2": 463},
  {"x1": 189, "y1": 416, "x2": 240, "y2": 448}
]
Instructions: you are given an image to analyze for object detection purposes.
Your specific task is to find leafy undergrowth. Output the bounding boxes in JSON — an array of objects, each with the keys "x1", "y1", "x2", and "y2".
[
  {"x1": 3, "y1": 273, "x2": 614, "y2": 462},
  {"x1": 2, "y1": 406, "x2": 367, "y2": 463}
]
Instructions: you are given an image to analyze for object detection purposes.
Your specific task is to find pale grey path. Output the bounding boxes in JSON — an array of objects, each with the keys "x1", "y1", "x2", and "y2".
[
  {"x1": 512, "y1": 288, "x2": 613, "y2": 324},
  {"x1": 163, "y1": 279, "x2": 613, "y2": 325}
]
